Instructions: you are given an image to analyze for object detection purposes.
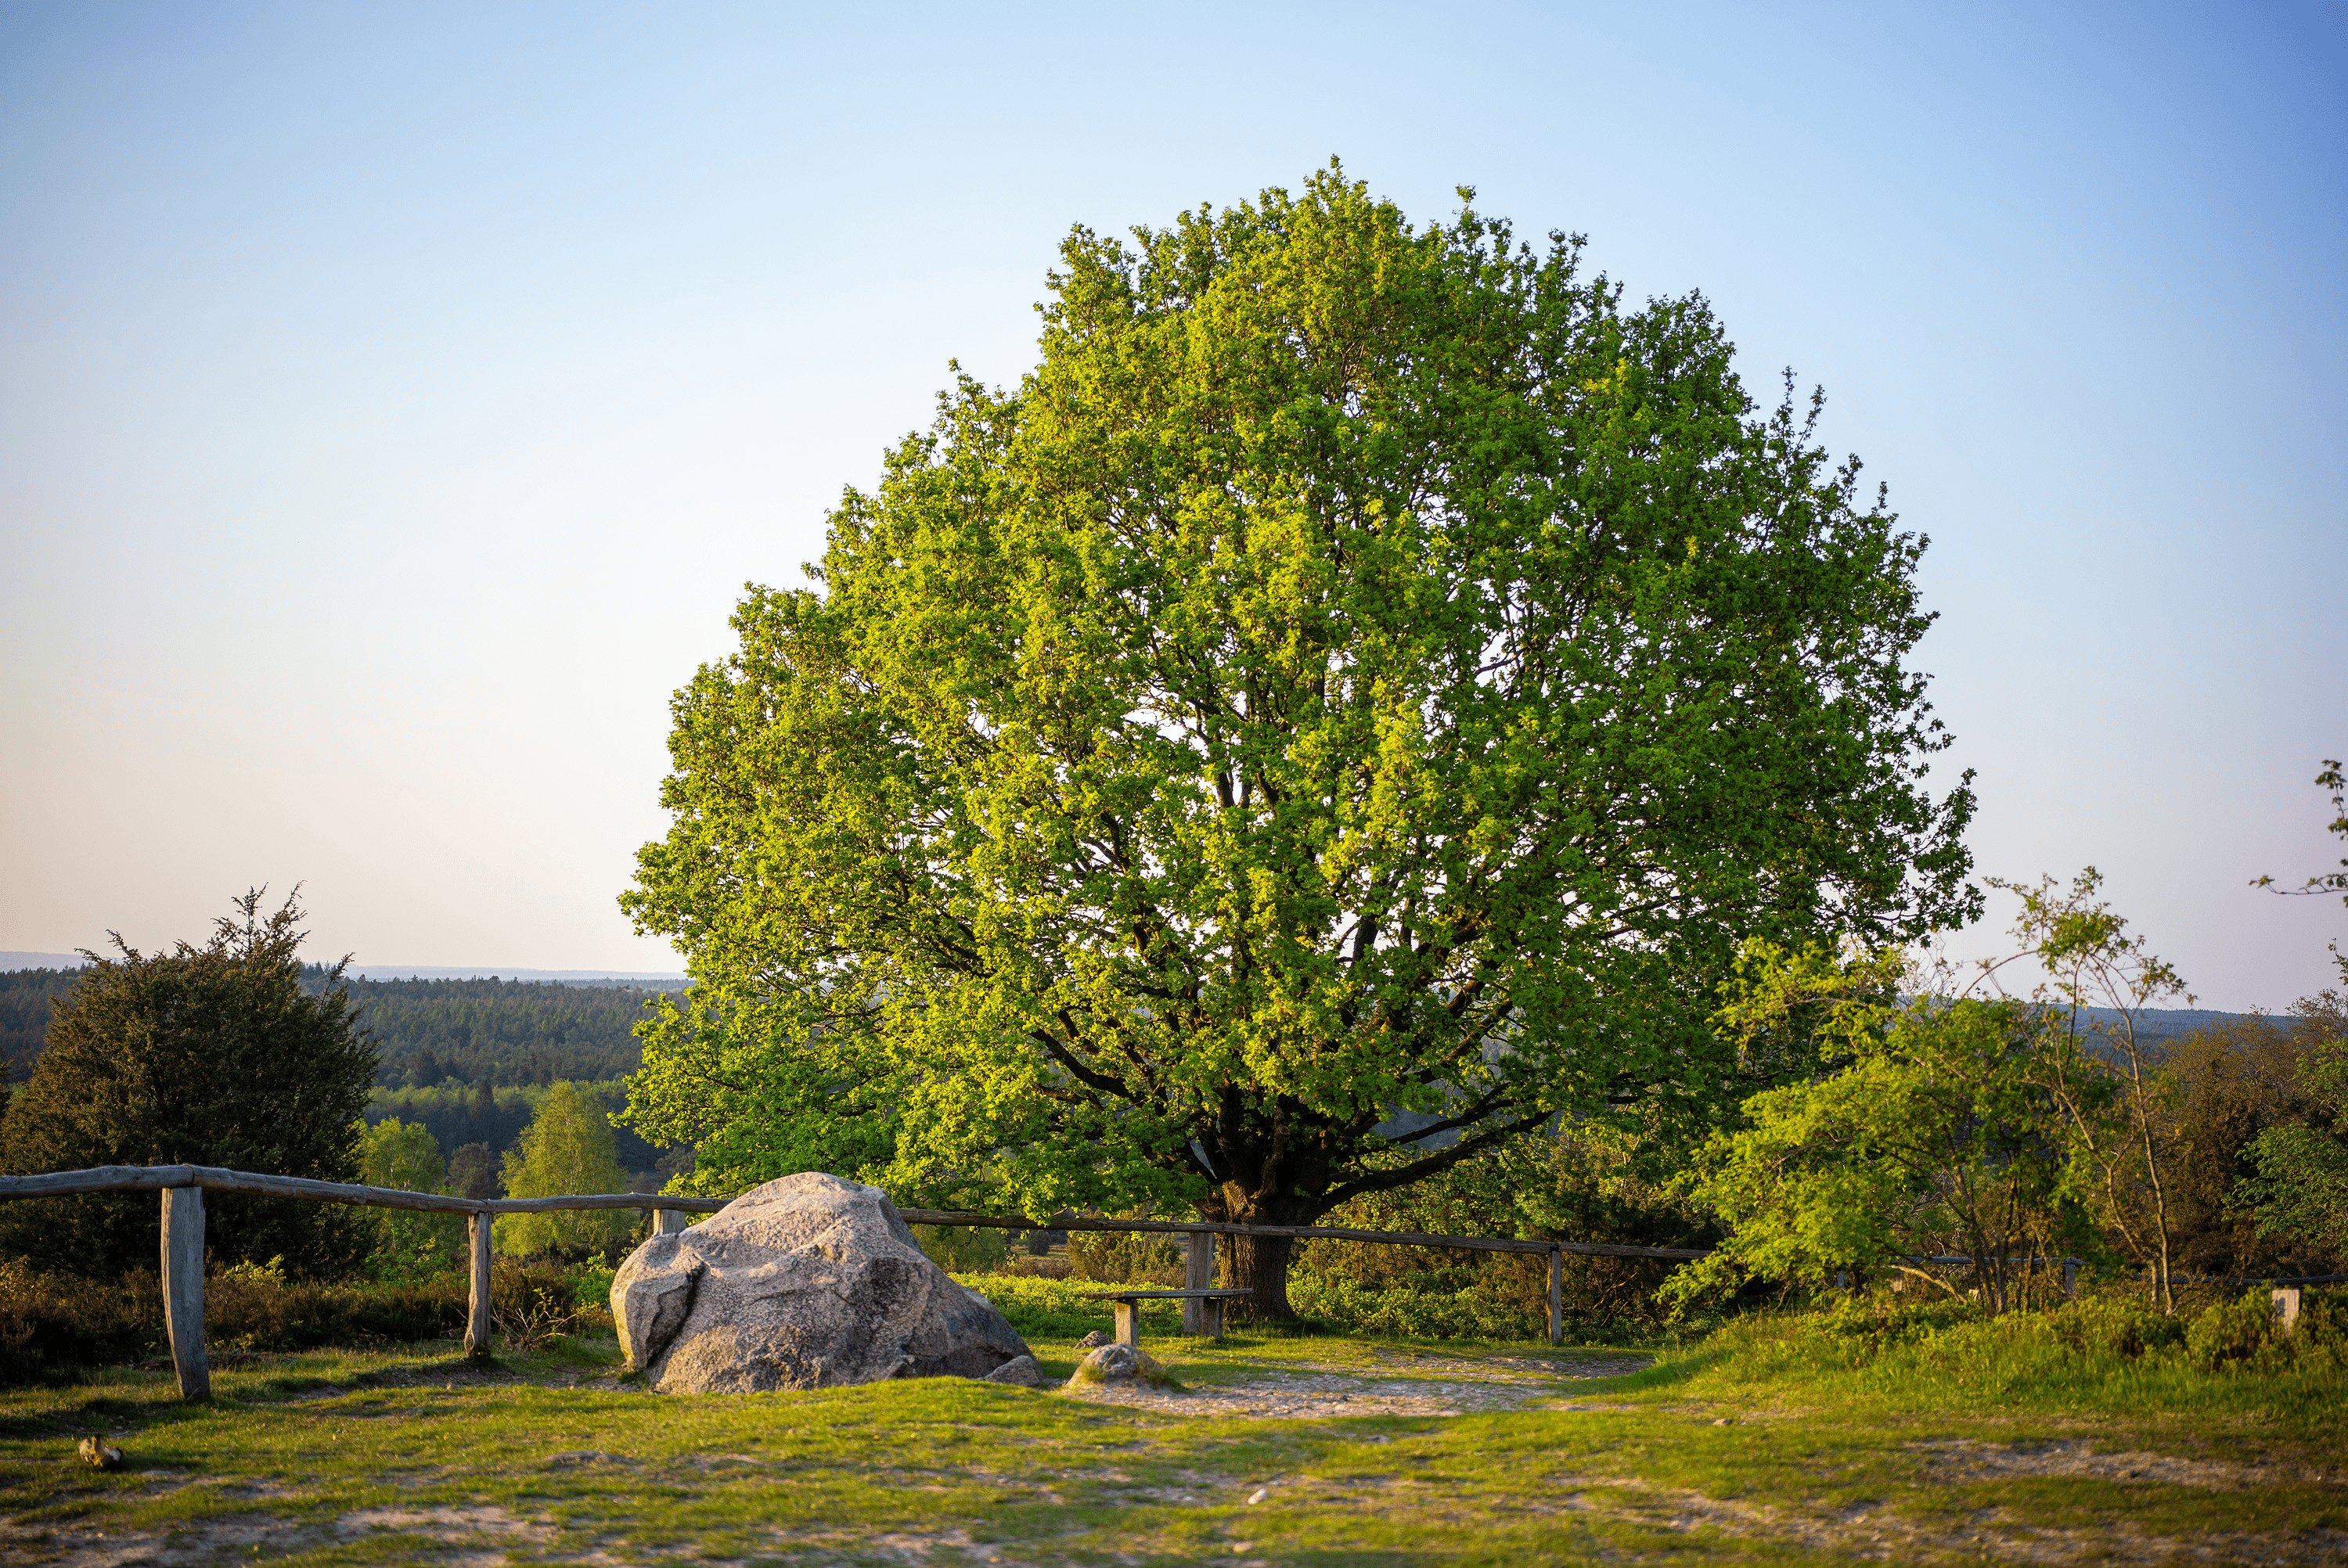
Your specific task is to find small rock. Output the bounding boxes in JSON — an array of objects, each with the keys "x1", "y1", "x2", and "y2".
[
  {"x1": 1064, "y1": 1343, "x2": 1171, "y2": 1386},
  {"x1": 1073, "y1": 1330, "x2": 1111, "y2": 1350},
  {"x1": 1712, "y1": 1417, "x2": 1732, "y2": 1426},
  {"x1": 980, "y1": 1355, "x2": 1043, "y2": 1387},
  {"x1": 77, "y1": 1437, "x2": 123, "y2": 1470},
  {"x1": 1246, "y1": 1486, "x2": 1269, "y2": 1505}
]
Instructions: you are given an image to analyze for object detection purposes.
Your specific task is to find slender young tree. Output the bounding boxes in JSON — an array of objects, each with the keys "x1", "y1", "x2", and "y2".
[
  {"x1": 1977, "y1": 869, "x2": 2190, "y2": 1311},
  {"x1": 622, "y1": 166, "x2": 1976, "y2": 1316},
  {"x1": 495, "y1": 1081, "x2": 632, "y2": 1257}
]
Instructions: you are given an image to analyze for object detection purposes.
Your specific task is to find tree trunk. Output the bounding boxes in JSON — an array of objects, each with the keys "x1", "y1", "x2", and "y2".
[{"x1": 1222, "y1": 1230, "x2": 1297, "y2": 1323}]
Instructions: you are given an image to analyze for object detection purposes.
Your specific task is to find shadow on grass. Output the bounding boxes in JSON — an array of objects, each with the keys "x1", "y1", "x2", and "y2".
[{"x1": 1583, "y1": 1347, "x2": 1728, "y2": 1394}]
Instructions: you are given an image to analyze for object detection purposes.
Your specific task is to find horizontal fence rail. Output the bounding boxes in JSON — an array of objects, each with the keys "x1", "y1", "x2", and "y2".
[
  {"x1": 0, "y1": 1164, "x2": 1717, "y2": 1394},
  {"x1": 896, "y1": 1207, "x2": 1712, "y2": 1261},
  {"x1": 0, "y1": 1164, "x2": 726, "y2": 1216},
  {"x1": 0, "y1": 1164, "x2": 728, "y2": 1400},
  {"x1": 27, "y1": 1166, "x2": 2246, "y2": 1404}
]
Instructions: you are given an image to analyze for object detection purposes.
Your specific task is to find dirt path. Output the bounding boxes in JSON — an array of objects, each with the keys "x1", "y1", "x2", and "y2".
[{"x1": 1055, "y1": 1345, "x2": 1648, "y2": 1419}]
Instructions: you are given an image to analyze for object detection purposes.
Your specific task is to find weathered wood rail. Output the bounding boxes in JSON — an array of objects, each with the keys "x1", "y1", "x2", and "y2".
[
  {"x1": 0, "y1": 1164, "x2": 1718, "y2": 1399},
  {"x1": 896, "y1": 1205, "x2": 1710, "y2": 1343},
  {"x1": 0, "y1": 1164, "x2": 725, "y2": 1400}
]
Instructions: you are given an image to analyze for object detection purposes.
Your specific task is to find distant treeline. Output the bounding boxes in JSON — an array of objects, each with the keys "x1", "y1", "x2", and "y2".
[
  {"x1": 2, "y1": 966, "x2": 673, "y2": 1091},
  {"x1": 307, "y1": 969, "x2": 666, "y2": 1090},
  {"x1": 0, "y1": 971, "x2": 80, "y2": 1084}
]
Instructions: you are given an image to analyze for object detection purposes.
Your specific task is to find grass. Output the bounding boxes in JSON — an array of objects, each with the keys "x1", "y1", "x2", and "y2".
[{"x1": 1, "y1": 1287, "x2": 2342, "y2": 1566}]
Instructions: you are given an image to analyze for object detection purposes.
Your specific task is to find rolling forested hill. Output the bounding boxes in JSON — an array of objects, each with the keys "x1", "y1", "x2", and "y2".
[
  {"x1": 0, "y1": 969, "x2": 80, "y2": 1084},
  {"x1": 324, "y1": 971, "x2": 668, "y2": 1089},
  {"x1": 0, "y1": 966, "x2": 676, "y2": 1090}
]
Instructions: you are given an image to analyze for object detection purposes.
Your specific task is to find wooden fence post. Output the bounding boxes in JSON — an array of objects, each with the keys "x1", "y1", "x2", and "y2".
[
  {"x1": 465, "y1": 1211, "x2": 494, "y2": 1358},
  {"x1": 2063, "y1": 1257, "x2": 2078, "y2": 1302},
  {"x1": 654, "y1": 1207, "x2": 687, "y2": 1236},
  {"x1": 1182, "y1": 1231, "x2": 1215, "y2": 1335},
  {"x1": 1547, "y1": 1245, "x2": 1563, "y2": 1347},
  {"x1": 160, "y1": 1185, "x2": 211, "y2": 1400}
]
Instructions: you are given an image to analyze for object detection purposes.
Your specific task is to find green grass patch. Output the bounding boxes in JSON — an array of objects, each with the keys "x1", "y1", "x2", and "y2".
[{"x1": 2, "y1": 1289, "x2": 2340, "y2": 1566}]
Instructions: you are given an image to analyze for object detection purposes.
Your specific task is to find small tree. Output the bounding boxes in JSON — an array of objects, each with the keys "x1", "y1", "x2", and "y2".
[
  {"x1": 1666, "y1": 944, "x2": 2083, "y2": 1318},
  {"x1": 1979, "y1": 870, "x2": 2189, "y2": 1311},
  {"x1": 0, "y1": 889, "x2": 376, "y2": 1278},
  {"x1": 445, "y1": 1142, "x2": 501, "y2": 1200},
  {"x1": 355, "y1": 1116, "x2": 462, "y2": 1276},
  {"x1": 494, "y1": 1081, "x2": 632, "y2": 1257},
  {"x1": 358, "y1": 1117, "x2": 445, "y2": 1192}
]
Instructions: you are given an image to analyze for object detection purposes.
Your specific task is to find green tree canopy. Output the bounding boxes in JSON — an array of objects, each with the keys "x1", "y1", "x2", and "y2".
[
  {"x1": 494, "y1": 1081, "x2": 633, "y2": 1257},
  {"x1": 0, "y1": 890, "x2": 376, "y2": 1278},
  {"x1": 2238, "y1": 958, "x2": 2348, "y2": 1258},
  {"x1": 621, "y1": 165, "x2": 1976, "y2": 1314},
  {"x1": 357, "y1": 1117, "x2": 446, "y2": 1193}
]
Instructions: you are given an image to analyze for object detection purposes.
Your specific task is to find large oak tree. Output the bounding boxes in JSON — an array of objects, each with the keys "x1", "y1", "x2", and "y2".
[{"x1": 621, "y1": 167, "x2": 1976, "y2": 1315}]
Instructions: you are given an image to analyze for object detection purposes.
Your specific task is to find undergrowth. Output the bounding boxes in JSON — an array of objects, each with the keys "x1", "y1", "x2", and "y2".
[
  {"x1": 1657, "y1": 1283, "x2": 2348, "y2": 1424},
  {"x1": 0, "y1": 1255, "x2": 610, "y2": 1385}
]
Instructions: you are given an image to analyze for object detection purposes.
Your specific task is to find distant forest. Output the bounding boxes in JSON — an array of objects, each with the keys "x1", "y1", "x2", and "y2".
[
  {"x1": 2, "y1": 965, "x2": 685, "y2": 1183},
  {"x1": 0, "y1": 970, "x2": 81, "y2": 1084},
  {"x1": 1, "y1": 966, "x2": 675, "y2": 1091},
  {"x1": 312, "y1": 969, "x2": 669, "y2": 1090}
]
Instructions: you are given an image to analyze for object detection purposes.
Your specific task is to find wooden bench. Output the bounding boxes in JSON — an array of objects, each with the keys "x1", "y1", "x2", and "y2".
[{"x1": 1082, "y1": 1288, "x2": 1254, "y2": 1347}]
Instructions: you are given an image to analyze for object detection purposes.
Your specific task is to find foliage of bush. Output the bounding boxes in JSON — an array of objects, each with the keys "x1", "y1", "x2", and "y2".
[
  {"x1": 0, "y1": 890, "x2": 377, "y2": 1280},
  {"x1": 1284, "y1": 1274, "x2": 1546, "y2": 1342},
  {"x1": 1063, "y1": 1219, "x2": 1185, "y2": 1286},
  {"x1": 1684, "y1": 1283, "x2": 2348, "y2": 1404},
  {"x1": 1287, "y1": 1129, "x2": 1708, "y2": 1340}
]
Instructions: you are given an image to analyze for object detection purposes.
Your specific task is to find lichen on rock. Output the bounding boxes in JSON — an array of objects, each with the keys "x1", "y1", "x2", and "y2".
[{"x1": 609, "y1": 1172, "x2": 1032, "y2": 1393}]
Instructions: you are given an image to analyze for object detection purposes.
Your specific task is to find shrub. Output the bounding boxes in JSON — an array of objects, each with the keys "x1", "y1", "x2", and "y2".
[
  {"x1": 2185, "y1": 1289, "x2": 2284, "y2": 1372},
  {"x1": 1064, "y1": 1218, "x2": 1184, "y2": 1285},
  {"x1": 0, "y1": 890, "x2": 377, "y2": 1279},
  {"x1": 2050, "y1": 1294, "x2": 2187, "y2": 1359}
]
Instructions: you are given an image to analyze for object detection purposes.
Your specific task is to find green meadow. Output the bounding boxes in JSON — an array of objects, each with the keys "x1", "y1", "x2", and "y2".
[{"x1": 4, "y1": 1277, "x2": 2341, "y2": 1566}]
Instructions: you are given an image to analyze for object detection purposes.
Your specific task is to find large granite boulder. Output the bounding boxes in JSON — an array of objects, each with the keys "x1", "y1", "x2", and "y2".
[{"x1": 610, "y1": 1172, "x2": 1033, "y2": 1393}]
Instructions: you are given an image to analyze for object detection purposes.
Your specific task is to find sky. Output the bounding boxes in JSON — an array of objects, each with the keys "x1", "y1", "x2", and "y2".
[{"x1": 1, "y1": 1, "x2": 2342, "y2": 1009}]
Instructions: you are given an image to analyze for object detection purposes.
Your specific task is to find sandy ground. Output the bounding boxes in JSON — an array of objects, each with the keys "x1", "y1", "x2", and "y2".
[
  {"x1": 16, "y1": 1345, "x2": 2347, "y2": 1566},
  {"x1": 1056, "y1": 1344, "x2": 1649, "y2": 1419}
]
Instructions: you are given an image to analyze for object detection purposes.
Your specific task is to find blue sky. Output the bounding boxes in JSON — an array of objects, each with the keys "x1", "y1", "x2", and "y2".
[{"x1": 2, "y1": 1, "x2": 2341, "y2": 1008}]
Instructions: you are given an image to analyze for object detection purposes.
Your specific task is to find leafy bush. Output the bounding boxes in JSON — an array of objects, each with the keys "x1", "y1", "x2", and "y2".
[
  {"x1": 1288, "y1": 1131, "x2": 1702, "y2": 1341},
  {"x1": 2048, "y1": 1293, "x2": 2188, "y2": 1359},
  {"x1": 1285, "y1": 1274, "x2": 1547, "y2": 1342},
  {"x1": 953, "y1": 1271, "x2": 1171, "y2": 1343},
  {"x1": 913, "y1": 1223, "x2": 1009, "y2": 1274},
  {"x1": 2184, "y1": 1289, "x2": 2285, "y2": 1372},
  {"x1": 0, "y1": 890, "x2": 377, "y2": 1280},
  {"x1": 1064, "y1": 1220, "x2": 1183, "y2": 1285}
]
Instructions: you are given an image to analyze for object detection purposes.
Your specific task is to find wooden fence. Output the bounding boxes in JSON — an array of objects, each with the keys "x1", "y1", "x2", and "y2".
[{"x1": 0, "y1": 1163, "x2": 1720, "y2": 1397}]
